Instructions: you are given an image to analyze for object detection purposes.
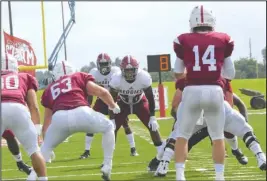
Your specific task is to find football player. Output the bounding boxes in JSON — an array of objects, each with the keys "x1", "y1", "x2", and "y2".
[
  {"x1": 40, "y1": 60, "x2": 120, "y2": 181},
  {"x1": 2, "y1": 129, "x2": 32, "y2": 175},
  {"x1": 154, "y1": 76, "x2": 266, "y2": 176},
  {"x1": 108, "y1": 55, "x2": 164, "y2": 162},
  {"x1": 173, "y1": 5, "x2": 236, "y2": 180},
  {"x1": 80, "y1": 53, "x2": 138, "y2": 159},
  {"x1": 1, "y1": 55, "x2": 47, "y2": 180}
]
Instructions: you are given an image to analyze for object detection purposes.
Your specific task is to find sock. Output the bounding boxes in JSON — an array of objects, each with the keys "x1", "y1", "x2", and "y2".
[
  {"x1": 225, "y1": 136, "x2": 238, "y2": 150},
  {"x1": 85, "y1": 135, "x2": 94, "y2": 150},
  {"x1": 214, "y1": 163, "x2": 224, "y2": 179},
  {"x1": 38, "y1": 176, "x2": 48, "y2": 181},
  {"x1": 102, "y1": 130, "x2": 115, "y2": 167},
  {"x1": 13, "y1": 153, "x2": 22, "y2": 162},
  {"x1": 249, "y1": 141, "x2": 263, "y2": 155},
  {"x1": 175, "y1": 163, "x2": 185, "y2": 180},
  {"x1": 156, "y1": 141, "x2": 166, "y2": 160},
  {"x1": 126, "y1": 133, "x2": 135, "y2": 148},
  {"x1": 162, "y1": 147, "x2": 174, "y2": 162}
]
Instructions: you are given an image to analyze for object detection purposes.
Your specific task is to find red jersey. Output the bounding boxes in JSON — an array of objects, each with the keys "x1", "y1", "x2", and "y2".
[
  {"x1": 175, "y1": 77, "x2": 232, "y2": 97},
  {"x1": 1, "y1": 71, "x2": 38, "y2": 105},
  {"x1": 173, "y1": 32, "x2": 234, "y2": 88},
  {"x1": 41, "y1": 72, "x2": 95, "y2": 113}
]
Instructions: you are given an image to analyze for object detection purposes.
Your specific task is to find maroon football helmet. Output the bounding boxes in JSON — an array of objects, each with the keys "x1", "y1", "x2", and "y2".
[
  {"x1": 120, "y1": 55, "x2": 139, "y2": 82},
  {"x1": 96, "y1": 53, "x2": 112, "y2": 75}
]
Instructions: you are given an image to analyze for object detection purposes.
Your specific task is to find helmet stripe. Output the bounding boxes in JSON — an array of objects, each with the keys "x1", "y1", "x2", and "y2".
[
  {"x1": 5, "y1": 54, "x2": 9, "y2": 70},
  {"x1": 200, "y1": 5, "x2": 204, "y2": 23},
  {"x1": 62, "y1": 61, "x2": 67, "y2": 75}
]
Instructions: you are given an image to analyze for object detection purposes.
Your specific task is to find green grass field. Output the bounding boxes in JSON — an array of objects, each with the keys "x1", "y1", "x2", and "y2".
[{"x1": 2, "y1": 79, "x2": 266, "y2": 180}]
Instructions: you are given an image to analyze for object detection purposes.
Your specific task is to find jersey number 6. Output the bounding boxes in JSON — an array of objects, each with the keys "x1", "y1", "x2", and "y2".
[
  {"x1": 50, "y1": 77, "x2": 72, "y2": 100},
  {"x1": 192, "y1": 45, "x2": 217, "y2": 72}
]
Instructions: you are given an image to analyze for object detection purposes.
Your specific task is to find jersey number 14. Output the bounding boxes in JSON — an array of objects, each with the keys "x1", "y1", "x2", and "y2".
[{"x1": 192, "y1": 45, "x2": 217, "y2": 72}]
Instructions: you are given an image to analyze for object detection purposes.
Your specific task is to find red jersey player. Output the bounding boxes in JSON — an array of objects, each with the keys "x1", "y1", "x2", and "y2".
[
  {"x1": 1, "y1": 54, "x2": 47, "y2": 180},
  {"x1": 172, "y1": 5, "x2": 235, "y2": 181},
  {"x1": 40, "y1": 60, "x2": 120, "y2": 181}
]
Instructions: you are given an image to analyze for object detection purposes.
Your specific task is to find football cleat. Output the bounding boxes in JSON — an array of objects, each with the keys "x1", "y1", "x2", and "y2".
[
  {"x1": 130, "y1": 147, "x2": 139, "y2": 156},
  {"x1": 256, "y1": 152, "x2": 266, "y2": 171},
  {"x1": 232, "y1": 149, "x2": 248, "y2": 165},
  {"x1": 101, "y1": 164, "x2": 112, "y2": 181},
  {"x1": 26, "y1": 169, "x2": 37, "y2": 181},
  {"x1": 80, "y1": 150, "x2": 90, "y2": 159},
  {"x1": 17, "y1": 161, "x2": 32, "y2": 175},
  {"x1": 147, "y1": 157, "x2": 160, "y2": 172},
  {"x1": 154, "y1": 160, "x2": 170, "y2": 177}
]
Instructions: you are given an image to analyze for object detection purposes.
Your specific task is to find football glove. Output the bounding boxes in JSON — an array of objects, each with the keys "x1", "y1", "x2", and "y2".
[
  {"x1": 35, "y1": 124, "x2": 42, "y2": 136},
  {"x1": 109, "y1": 103, "x2": 121, "y2": 114},
  {"x1": 148, "y1": 116, "x2": 159, "y2": 131}
]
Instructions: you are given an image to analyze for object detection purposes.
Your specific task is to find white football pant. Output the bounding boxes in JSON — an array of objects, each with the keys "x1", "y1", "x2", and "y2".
[
  {"x1": 41, "y1": 106, "x2": 115, "y2": 165},
  {"x1": 176, "y1": 85, "x2": 225, "y2": 140},
  {"x1": 1, "y1": 103, "x2": 39, "y2": 156}
]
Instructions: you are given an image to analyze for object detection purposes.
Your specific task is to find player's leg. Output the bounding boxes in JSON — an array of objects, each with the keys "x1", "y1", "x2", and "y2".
[
  {"x1": 122, "y1": 117, "x2": 138, "y2": 156},
  {"x1": 134, "y1": 99, "x2": 164, "y2": 171},
  {"x1": 224, "y1": 106, "x2": 266, "y2": 170},
  {"x1": 80, "y1": 133, "x2": 94, "y2": 159},
  {"x1": 224, "y1": 131, "x2": 248, "y2": 165},
  {"x1": 73, "y1": 106, "x2": 116, "y2": 180},
  {"x1": 2, "y1": 130, "x2": 31, "y2": 175},
  {"x1": 202, "y1": 86, "x2": 225, "y2": 180},
  {"x1": 174, "y1": 86, "x2": 205, "y2": 180},
  {"x1": 5, "y1": 103, "x2": 47, "y2": 180}
]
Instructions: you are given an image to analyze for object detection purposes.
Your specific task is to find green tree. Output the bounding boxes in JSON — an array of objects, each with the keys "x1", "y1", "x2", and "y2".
[{"x1": 262, "y1": 47, "x2": 266, "y2": 66}]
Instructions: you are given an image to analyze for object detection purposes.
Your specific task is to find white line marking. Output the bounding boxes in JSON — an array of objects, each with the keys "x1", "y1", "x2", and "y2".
[
  {"x1": 130, "y1": 123, "x2": 153, "y2": 145},
  {"x1": 2, "y1": 161, "x2": 146, "y2": 172}
]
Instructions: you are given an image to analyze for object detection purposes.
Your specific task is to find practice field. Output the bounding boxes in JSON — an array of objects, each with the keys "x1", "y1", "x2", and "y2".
[{"x1": 1, "y1": 79, "x2": 266, "y2": 180}]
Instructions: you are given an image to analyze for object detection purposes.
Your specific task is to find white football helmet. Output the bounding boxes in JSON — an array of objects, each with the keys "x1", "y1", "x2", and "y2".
[
  {"x1": 1, "y1": 54, "x2": 18, "y2": 72},
  {"x1": 52, "y1": 60, "x2": 74, "y2": 80},
  {"x1": 189, "y1": 5, "x2": 216, "y2": 31}
]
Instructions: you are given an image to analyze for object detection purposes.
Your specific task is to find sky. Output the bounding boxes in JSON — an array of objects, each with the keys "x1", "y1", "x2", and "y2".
[{"x1": 1, "y1": 1, "x2": 266, "y2": 71}]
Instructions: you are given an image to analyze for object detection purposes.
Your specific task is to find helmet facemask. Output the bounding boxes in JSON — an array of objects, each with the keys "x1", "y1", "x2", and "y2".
[
  {"x1": 122, "y1": 67, "x2": 138, "y2": 82},
  {"x1": 98, "y1": 62, "x2": 111, "y2": 75}
]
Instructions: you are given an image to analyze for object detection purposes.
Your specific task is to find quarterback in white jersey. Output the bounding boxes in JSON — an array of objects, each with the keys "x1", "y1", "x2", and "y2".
[
  {"x1": 109, "y1": 55, "x2": 165, "y2": 163},
  {"x1": 80, "y1": 53, "x2": 138, "y2": 160}
]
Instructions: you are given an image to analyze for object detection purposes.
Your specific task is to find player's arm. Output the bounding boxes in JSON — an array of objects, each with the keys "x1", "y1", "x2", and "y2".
[
  {"x1": 233, "y1": 93, "x2": 248, "y2": 122},
  {"x1": 224, "y1": 79, "x2": 234, "y2": 106},
  {"x1": 173, "y1": 37, "x2": 185, "y2": 79},
  {"x1": 108, "y1": 87, "x2": 119, "y2": 120},
  {"x1": 143, "y1": 86, "x2": 155, "y2": 117},
  {"x1": 222, "y1": 35, "x2": 235, "y2": 80},
  {"x1": 86, "y1": 81, "x2": 119, "y2": 112},
  {"x1": 171, "y1": 88, "x2": 182, "y2": 113},
  {"x1": 42, "y1": 108, "x2": 53, "y2": 139}
]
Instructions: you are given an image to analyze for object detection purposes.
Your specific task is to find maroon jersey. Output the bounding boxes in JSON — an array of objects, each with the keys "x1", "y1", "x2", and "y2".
[
  {"x1": 41, "y1": 72, "x2": 94, "y2": 113},
  {"x1": 173, "y1": 32, "x2": 234, "y2": 88},
  {"x1": 1, "y1": 71, "x2": 38, "y2": 105},
  {"x1": 175, "y1": 77, "x2": 232, "y2": 98}
]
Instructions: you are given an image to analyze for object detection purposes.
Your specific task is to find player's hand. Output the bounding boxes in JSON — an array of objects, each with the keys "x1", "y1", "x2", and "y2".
[
  {"x1": 148, "y1": 116, "x2": 159, "y2": 131},
  {"x1": 111, "y1": 119, "x2": 116, "y2": 130},
  {"x1": 109, "y1": 103, "x2": 121, "y2": 114},
  {"x1": 35, "y1": 124, "x2": 43, "y2": 136}
]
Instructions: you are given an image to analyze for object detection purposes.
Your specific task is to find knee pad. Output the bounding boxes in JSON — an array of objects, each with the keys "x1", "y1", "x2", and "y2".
[
  {"x1": 243, "y1": 131, "x2": 259, "y2": 148},
  {"x1": 2, "y1": 130, "x2": 15, "y2": 140},
  {"x1": 165, "y1": 138, "x2": 176, "y2": 151}
]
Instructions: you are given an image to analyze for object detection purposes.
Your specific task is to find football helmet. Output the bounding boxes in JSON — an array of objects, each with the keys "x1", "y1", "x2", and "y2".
[
  {"x1": 52, "y1": 60, "x2": 74, "y2": 80},
  {"x1": 96, "y1": 53, "x2": 112, "y2": 75},
  {"x1": 189, "y1": 5, "x2": 216, "y2": 31},
  {"x1": 120, "y1": 55, "x2": 139, "y2": 82},
  {"x1": 1, "y1": 54, "x2": 18, "y2": 72}
]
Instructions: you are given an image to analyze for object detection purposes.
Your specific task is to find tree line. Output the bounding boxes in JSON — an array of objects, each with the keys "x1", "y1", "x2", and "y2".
[{"x1": 36, "y1": 47, "x2": 266, "y2": 86}]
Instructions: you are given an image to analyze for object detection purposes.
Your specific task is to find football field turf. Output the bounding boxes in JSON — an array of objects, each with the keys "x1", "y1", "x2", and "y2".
[{"x1": 1, "y1": 79, "x2": 266, "y2": 180}]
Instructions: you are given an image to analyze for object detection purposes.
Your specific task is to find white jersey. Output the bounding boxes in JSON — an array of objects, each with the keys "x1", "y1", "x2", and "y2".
[
  {"x1": 89, "y1": 66, "x2": 120, "y2": 90},
  {"x1": 109, "y1": 69, "x2": 152, "y2": 105}
]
